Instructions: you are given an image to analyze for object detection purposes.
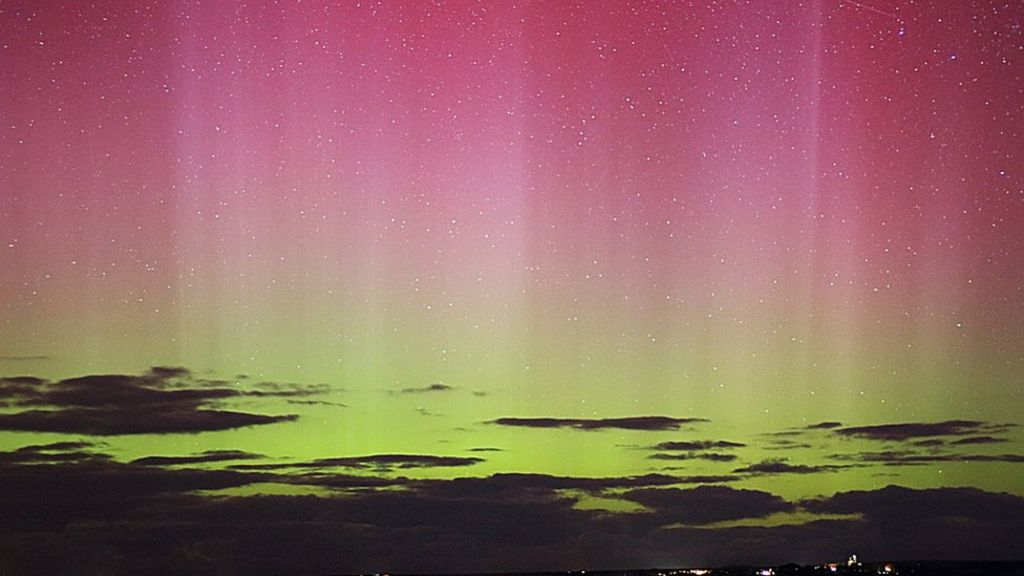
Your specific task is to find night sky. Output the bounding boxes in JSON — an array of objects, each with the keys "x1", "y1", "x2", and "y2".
[{"x1": 1, "y1": 0, "x2": 1023, "y2": 574}]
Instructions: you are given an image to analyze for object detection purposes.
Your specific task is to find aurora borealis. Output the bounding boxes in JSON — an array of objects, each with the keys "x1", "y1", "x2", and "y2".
[{"x1": 1, "y1": 0, "x2": 1023, "y2": 573}]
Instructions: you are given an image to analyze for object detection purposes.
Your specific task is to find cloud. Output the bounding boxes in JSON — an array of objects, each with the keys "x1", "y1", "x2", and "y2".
[
  {"x1": 487, "y1": 416, "x2": 709, "y2": 431},
  {"x1": 668, "y1": 474, "x2": 742, "y2": 484},
  {"x1": 764, "y1": 439, "x2": 814, "y2": 450},
  {"x1": 733, "y1": 459, "x2": 848, "y2": 476},
  {"x1": 641, "y1": 439, "x2": 744, "y2": 462},
  {"x1": 0, "y1": 368, "x2": 300, "y2": 435},
  {"x1": 145, "y1": 366, "x2": 192, "y2": 380},
  {"x1": 649, "y1": 487, "x2": 1024, "y2": 568},
  {"x1": 16, "y1": 441, "x2": 95, "y2": 452},
  {"x1": 407, "y1": 472, "x2": 685, "y2": 499},
  {"x1": 232, "y1": 454, "x2": 485, "y2": 472},
  {"x1": 0, "y1": 376, "x2": 47, "y2": 399},
  {"x1": 621, "y1": 485, "x2": 794, "y2": 525},
  {"x1": 831, "y1": 451, "x2": 1024, "y2": 466},
  {"x1": 806, "y1": 421, "x2": 843, "y2": 429},
  {"x1": 1, "y1": 454, "x2": 1022, "y2": 574},
  {"x1": 950, "y1": 435, "x2": 1009, "y2": 445},
  {"x1": 834, "y1": 420, "x2": 1014, "y2": 441},
  {"x1": 803, "y1": 485, "x2": 1024, "y2": 524},
  {"x1": 131, "y1": 450, "x2": 265, "y2": 467},
  {"x1": 0, "y1": 441, "x2": 108, "y2": 464},
  {"x1": 234, "y1": 381, "x2": 333, "y2": 398},
  {"x1": 649, "y1": 452, "x2": 738, "y2": 462},
  {"x1": 393, "y1": 383, "x2": 454, "y2": 394},
  {"x1": 284, "y1": 399, "x2": 347, "y2": 407},
  {"x1": 651, "y1": 440, "x2": 745, "y2": 451},
  {"x1": 0, "y1": 409, "x2": 297, "y2": 436},
  {"x1": 0, "y1": 459, "x2": 271, "y2": 524},
  {"x1": 304, "y1": 454, "x2": 484, "y2": 470}
]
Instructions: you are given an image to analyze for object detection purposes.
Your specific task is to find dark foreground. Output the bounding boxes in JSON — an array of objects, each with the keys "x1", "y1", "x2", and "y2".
[{"x1": 365, "y1": 561, "x2": 1024, "y2": 576}]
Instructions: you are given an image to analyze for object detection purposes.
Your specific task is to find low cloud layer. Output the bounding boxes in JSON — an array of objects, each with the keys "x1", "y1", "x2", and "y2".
[{"x1": 0, "y1": 442, "x2": 1021, "y2": 575}]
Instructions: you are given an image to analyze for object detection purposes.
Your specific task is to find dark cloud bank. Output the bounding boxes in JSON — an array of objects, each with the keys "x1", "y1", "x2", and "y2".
[
  {"x1": 1, "y1": 443, "x2": 1022, "y2": 575},
  {"x1": 0, "y1": 367, "x2": 320, "y2": 435}
]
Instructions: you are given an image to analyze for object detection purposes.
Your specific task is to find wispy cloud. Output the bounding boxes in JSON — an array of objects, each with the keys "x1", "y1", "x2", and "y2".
[
  {"x1": 733, "y1": 458, "x2": 849, "y2": 476},
  {"x1": 831, "y1": 451, "x2": 1024, "y2": 466},
  {"x1": 392, "y1": 383, "x2": 455, "y2": 395},
  {"x1": 232, "y1": 453, "x2": 485, "y2": 472}
]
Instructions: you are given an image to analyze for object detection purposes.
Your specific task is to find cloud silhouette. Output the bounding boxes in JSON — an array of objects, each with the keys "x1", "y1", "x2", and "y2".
[
  {"x1": 131, "y1": 450, "x2": 265, "y2": 466},
  {"x1": 643, "y1": 438, "x2": 745, "y2": 463},
  {"x1": 733, "y1": 459, "x2": 848, "y2": 476},
  {"x1": 488, "y1": 416, "x2": 709, "y2": 431},
  {"x1": 231, "y1": 453, "x2": 485, "y2": 472},
  {"x1": 406, "y1": 472, "x2": 685, "y2": 498},
  {"x1": 831, "y1": 450, "x2": 1024, "y2": 466},
  {"x1": 284, "y1": 399, "x2": 347, "y2": 407},
  {"x1": 668, "y1": 474, "x2": 742, "y2": 484},
  {"x1": 950, "y1": 435, "x2": 1009, "y2": 445},
  {"x1": 393, "y1": 383, "x2": 455, "y2": 394},
  {"x1": 764, "y1": 438, "x2": 814, "y2": 450},
  {"x1": 806, "y1": 421, "x2": 843, "y2": 429},
  {"x1": 651, "y1": 440, "x2": 745, "y2": 451},
  {"x1": 834, "y1": 420, "x2": 1014, "y2": 441},
  {"x1": 0, "y1": 368, "x2": 300, "y2": 435},
  {"x1": 803, "y1": 485, "x2": 1024, "y2": 524},
  {"x1": 621, "y1": 485, "x2": 795, "y2": 525},
  {"x1": 0, "y1": 441, "x2": 108, "y2": 464},
  {"x1": 650, "y1": 487, "x2": 1024, "y2": 568},
  {"x1": 0, "y1": 408, "x2": 297, "y2": 436},
  {"x1": 649, "y1": 452, "x2": 738, "y2": 462}
]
